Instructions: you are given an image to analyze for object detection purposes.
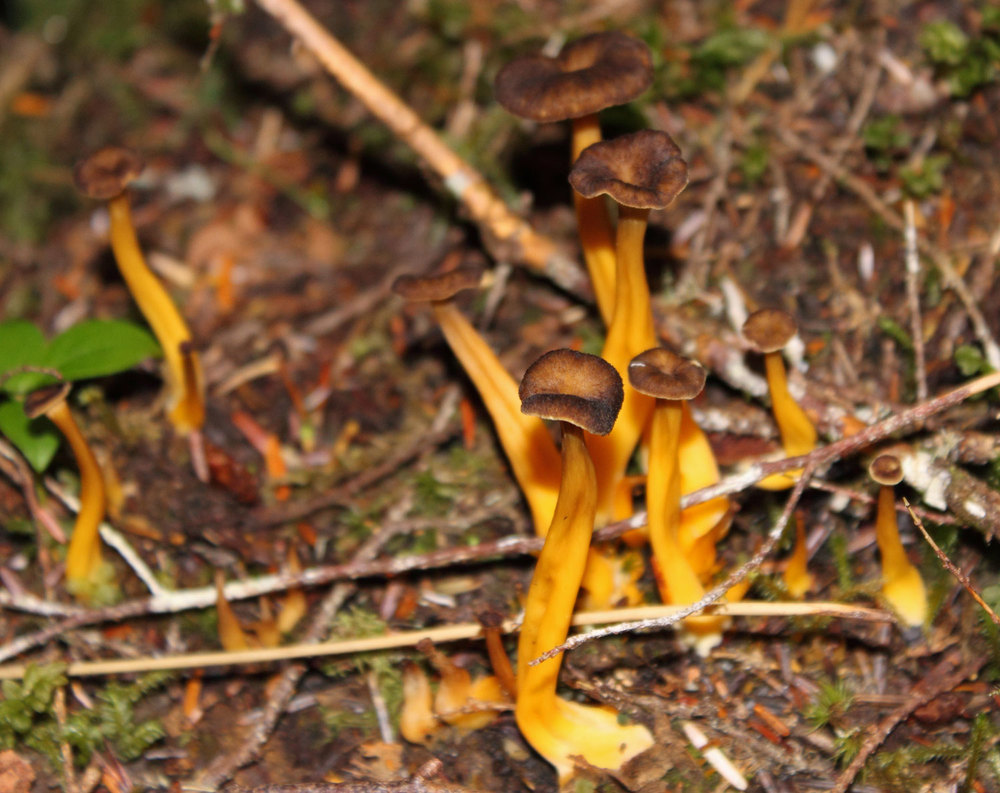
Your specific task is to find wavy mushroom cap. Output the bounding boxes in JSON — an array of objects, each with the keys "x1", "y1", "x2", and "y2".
[
  {"x1": 392, "y1": 263, "x2": 485, "y2": 303},
  {"x1": 869, "y1": 454, "x2": 904, "y2": 487},
  {"x1": 494, "y1": 31, "x2": 653, "y2": 123},
  {"x1": 568, "y1": 130, "x2": 689, "y2": 209},
  {"x1": 742, "y1": 308, "x2": 798, "y2": 353},
  {"x1": 74, "y1": 147, "x2": 145, "y2": 201},
  {"x1": 23, "y1": 382, "x2": 71, "y2": 419},
  {"x1": 628, "y1": 348, "x2": 707, "y2": 401},
  {"x1": 519, "y1": 349, "x2": 623, "y2": 435}
]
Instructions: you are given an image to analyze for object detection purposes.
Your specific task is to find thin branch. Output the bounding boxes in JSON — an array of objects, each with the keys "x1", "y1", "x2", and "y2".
[
  {"x1": 0, "y1": 599, "x2": 888, "y2": 680},
  {"x1": 249, "y1": 0, "x2": 584, "y2": 297},
  {"x1": 529, "y1": 459, "x2": 817, "y2": 664},
  {"x1": 904, "y1": 200, "x2": 928, "y2": 401},
  {"x1": 905, "y1": 497, "x2": 1000, "y2": 628}
]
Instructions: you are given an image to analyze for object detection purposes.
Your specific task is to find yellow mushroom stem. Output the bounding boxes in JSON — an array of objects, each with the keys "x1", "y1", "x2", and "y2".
[
  {"x1": 783, "y1": 514, "x2": 814, "y2": 598},
  {"x1": 44, "y1": 400, "x2": 106, "y2": 588},
  {"x1": 757, "y1": 349, "x2": 817, "y2": 490},
  {"x1": 430, "y1": 301, "x2": 562, "y2": 537},
  {"x1": 676, "y1": 401, "x2": 731, "y2": 579},
  {"x1": 215, "y1": 574, "x2": 252, "y2": 651},
  {"x1": 400, "y1": 663, "x2": 440, "y2": 745},
  {"x1": 516, "y1": 423, "x2": 653, "y2": 781},
  {"x1": 570, "y1": 114, "x2": 615, "y2": 326},
  {"x1": 107, "y1": 193, "x2": 204, "y2": 433},
  {"x1": 875, "y1": 484, "x2": 927, "y2": 626},
  {"x1": 645, "y1": 399, "x2": 724, "y2": 655},
  {"x1": 588, "y1": 204, "x2": 657, "y2": 524}
]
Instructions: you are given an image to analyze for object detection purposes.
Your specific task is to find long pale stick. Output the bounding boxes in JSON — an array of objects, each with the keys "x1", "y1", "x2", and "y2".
[{"x1": 252, "y1": 0, "x2": 584, "y2": 296}]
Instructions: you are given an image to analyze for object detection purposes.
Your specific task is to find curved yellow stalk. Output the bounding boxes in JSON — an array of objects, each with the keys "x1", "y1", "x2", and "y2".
[
  {"x1": 676, "y1": 401, "x2": 731, "y2": 578},
  {"x1": 108, "y1": 194, "x2": 204, "y2": 432},
  {"x1": 783, "y1": 515, "x2": 813, "y2": 598},
  {"x1": 646, "y1": 401, "x2": 724, "y2": 655},
  {"x1": 570, "y1": 114, "x2": 615, "y2": 326},
  {"x1": 47, "y1": 401, "x2": 106, "y2": 588},
  {"x1": 432, "y1": 302, "x2": 561, "y2": 537},
  {"x1": 588, "y1": 206, "x2": 656, "y2": 524},
  {"x1": 757, "y1": 350, "x2": 816, "y2": 490},
  {"x1": 516, "y1": 424, "x2": 652, "y2": 781},
  {"x1": 875, "y1": 484, "x2": 927, "y2": 626}
]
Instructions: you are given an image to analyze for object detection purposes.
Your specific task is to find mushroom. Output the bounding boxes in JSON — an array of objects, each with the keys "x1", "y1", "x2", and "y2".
[
  {"x1": 24, "y1": 382, "x2": 108, "y2": 600},
  {"x1": 569, "y1": 129, "x2": 688, "y2": 523},
  {"x1": 74, "y1": 147, "x2": 205, "y2": 435},
  {"x1": 782, "y1": 513, "x2": 814, "y2": 599},
  {"x1": 869, "y1": 454, "x2": 927, "y2": 627},
  {"x1": 628, "y1": 348, "x2": 724, "y2": 654},
  {"x1": 495, "y1": 32, "x2": 654, "y2": 325},
  {"x1": 516, "y1": 348, "x2": 653, "y2": 781},
  {"x1": 400, "y1": 662, "x2": 440, "y2": 745},
  {"x1": 393, "y1": 263, "x2": 562, "y2": 538},
  {"x1": 742, "y1": 308, "x2": 817, "y2": 490}
]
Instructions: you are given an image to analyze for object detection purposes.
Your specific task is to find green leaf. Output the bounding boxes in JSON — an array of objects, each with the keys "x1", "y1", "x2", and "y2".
[
  {"x1": 955, "y1": 344, "x2": 989, "y2": 377},
  {"x1": 43, "y1": 319, "x2": 161, "y2": 381},
  {"x1": 0, "y1": 320, "x2": 49, "y2": 394},
  {"x1": 0, "y1": 400, "x2": 61, "y2": 472}
]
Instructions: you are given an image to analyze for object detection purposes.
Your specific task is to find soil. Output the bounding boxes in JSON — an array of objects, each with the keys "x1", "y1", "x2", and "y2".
[{"x1": 2, "y1": 2, "x2": 1000, "y2": 792}]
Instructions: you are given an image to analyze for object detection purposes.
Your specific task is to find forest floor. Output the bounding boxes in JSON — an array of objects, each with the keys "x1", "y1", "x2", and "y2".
[{"x1": 2, "y1": 1, "x2": 1000, "y2": 792}]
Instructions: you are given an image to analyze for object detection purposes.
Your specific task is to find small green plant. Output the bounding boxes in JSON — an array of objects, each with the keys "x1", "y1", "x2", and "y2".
[
  {"x1": 0, "y1": 319, "x2": 159, "y2": 471},
  {"x1": 920, "y1": 15, "x2": 1000, "y2": 98},
  {"x1": 899, "y1": 153, "x2": 951, "y2": 199},
  {"x1": 805, "y1": 677, "x2": 855, "y2": 730},
  {"x1": 862, "y1": 115, "x2": 912, "y2": 171},
  {"x1": 0, "y1": 663, "x2": 169, "y2": 767}
]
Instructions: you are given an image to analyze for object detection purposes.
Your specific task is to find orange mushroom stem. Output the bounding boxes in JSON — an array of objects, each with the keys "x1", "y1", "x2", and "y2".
[
  {"x1": 869, "y1": 454, "x2": 927, "y2": 627},
  {"x1": 74, "y1": 147, "x2": 205, "y2": 434},
  {"x1": 25, "y1": 383, "x2": 108, "y2": 599},
  {"x1": 516, "y1": 349, "x2": 653, "y2": 781},
  {"x1": 782, "y1": 513, "x2": 814, "y2": 598},
  {"x1": 569, "y1": 130, "x2": 689, "y2": 524},
  {"x1": 393, "y1": 264, "x2": 562, "y2": 537},
  {"x1": 629, "y1": 349, "x2": 725, "y2": 654},
  {"x1": 742, "y1": 308, "x2": 817, "y2": 490}
]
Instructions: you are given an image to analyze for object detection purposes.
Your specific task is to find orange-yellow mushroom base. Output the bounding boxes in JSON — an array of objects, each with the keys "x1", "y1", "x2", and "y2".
[
  {"x1": 757, "y1": 350, "x2": 817, "y2": 490},
  {"x1": 516, "y1": 424, "x2": 652, "y2": 781},
  {"x1": 875, "y1": 485, "x2": 927, "y2": 626},
  {"x1": 108, "y1": 194, "x2": 204, "y2": 433}
]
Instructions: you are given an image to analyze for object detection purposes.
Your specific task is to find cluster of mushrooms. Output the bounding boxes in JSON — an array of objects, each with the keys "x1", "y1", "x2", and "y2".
[
  {"x1": 36, "y1": 29, "x2": 930, "y2": 787},
  {"x1": 393, "y1": 31, "x2": 929, "y2": 782}
]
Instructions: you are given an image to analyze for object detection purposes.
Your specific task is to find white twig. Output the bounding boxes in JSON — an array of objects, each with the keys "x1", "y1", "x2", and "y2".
[
  {"x1": 904, "y1": 200, "x2": 927, "y2": 401},
  {"x1": 682, "y1": 721, "x2": 748, "y2": 791}
]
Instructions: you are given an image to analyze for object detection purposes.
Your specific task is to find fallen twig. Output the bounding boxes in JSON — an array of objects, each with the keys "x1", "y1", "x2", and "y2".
[
  {"x1": 828, "y1": 651, "x2": 986, "y2": 793},
  {"x1": 0, "y1": 599, "x2": 888, "y2": 680},
  {"x1": 905, "y1": 497, "x2": 1000, "y2": 628},
  {"x1": 249, "y1": 0, "x2": 584, "y2": 297}
]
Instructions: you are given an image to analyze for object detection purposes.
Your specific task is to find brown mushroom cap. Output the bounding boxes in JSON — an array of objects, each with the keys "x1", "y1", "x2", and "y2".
[
  {"x1": 742, "y1": 308, "x2": 798, "y2": 353},
  {"x1": 24, "y1": 382, "x2": 71, "y2": 420},
  {"x1": 869, "y1": 454, "x2": 904, "y2": 487},
  {"x1": 568, "y1": 130, "x2": 688, "y2": 210},
  {"x1": 73, "y1": 147, "x2": 145, "y2": 200},
  {"x1": 494, "y1": 31, "x2": 653, "y2": 123},
  {"x1": 392, "y1": 263, "x2": 485, "y2": 303},
  {"x1": 519, "y1": 349, "x2": 623, "y2": 435},
  {"x1": 628, "y1": 348, "x2": 706, "y2": 400}
]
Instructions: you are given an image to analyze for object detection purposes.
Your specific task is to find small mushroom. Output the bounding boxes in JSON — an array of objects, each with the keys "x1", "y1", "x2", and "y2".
[
  {"x1": 495, "y1": 32, "x2": 653, "y2": 325},
  {"x1": 568, "y1": 130, "x2": 689, "y2": 523},
  {"x1": 742, "y1": 308, "x2": 817, "y2": 490},
  {"x1": 516, "y1": 349, "x2": 653, "y2": 782},
  {"x1": 629, "y1": 348, "x2": 724, "y2": 654},
  {"x1": 74, "y1": 147, "x2": 205, "y2": 435},
  {"x1": 869, "y1": 454, "x2": 927, "y2": 627},
  {"x1": 24, "y1": 382, "x2": 108, "y2": 600},
  {"x1": 393, "y1": 263, "x2": 562, "y2": 537},
  {"x1": 782, "y1": 513, "x2": 814, "y2": 599}
]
